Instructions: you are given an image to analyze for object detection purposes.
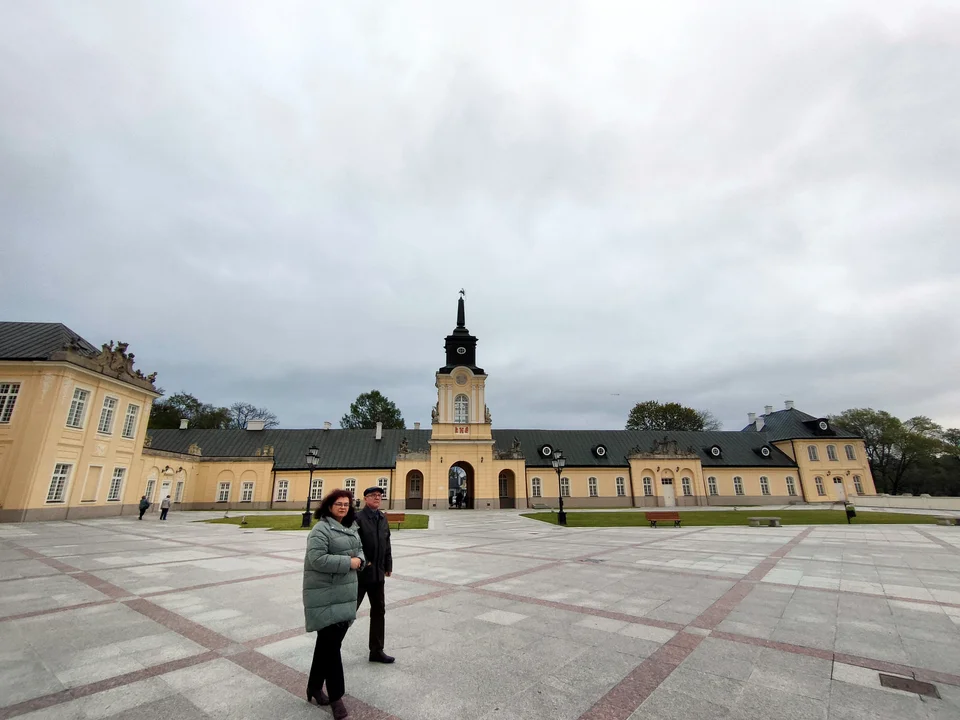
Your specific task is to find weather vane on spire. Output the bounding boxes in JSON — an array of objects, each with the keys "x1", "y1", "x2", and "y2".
[{"x1": 459, "y1": 288, "x2": 465, "y2": 298}]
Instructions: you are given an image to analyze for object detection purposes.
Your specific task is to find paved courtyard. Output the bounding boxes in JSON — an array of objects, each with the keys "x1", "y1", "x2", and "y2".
[{"x1": 2, "y1": 511, "x2": 959, "y2": 720}]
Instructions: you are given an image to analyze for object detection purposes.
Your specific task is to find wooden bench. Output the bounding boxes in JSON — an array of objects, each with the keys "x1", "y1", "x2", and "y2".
[
  {"x1": 531, "y1": 503, "x2": 551, "y2": 510},
  {"x1": 385, "y1": 512, "x2": 406, "y2": 530},
  {"x1": 936, "y1": 516, "x2": 960, "y2": 526},
  {"x1": 748, "y1": 517, "x2": 781, "y2": 527},
  {"x1": 645, "y1": 511, "x2": 681, "y2": 528}
]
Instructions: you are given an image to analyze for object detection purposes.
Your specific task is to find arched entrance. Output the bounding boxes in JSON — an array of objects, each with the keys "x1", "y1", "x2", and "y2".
[
  {"x1": 405, "y1": 470, "x2": 424, "y2": 510},
  {"x1": 448, "y1": 461, "x2": 475, "y2": 509},
  {"x1": 498, "y1": 470, "x2": 516, "y2": 509}
]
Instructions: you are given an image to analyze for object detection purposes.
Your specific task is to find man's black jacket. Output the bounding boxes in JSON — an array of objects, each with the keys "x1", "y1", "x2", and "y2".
[{"x1": 355, "y1": 507, "x2": 393, "y2": 583}]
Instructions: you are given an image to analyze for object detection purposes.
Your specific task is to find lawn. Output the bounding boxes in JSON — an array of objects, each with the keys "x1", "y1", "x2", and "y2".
[
  {"x1": 521, "y1": 509, "x2": 941, "y2": 527},
  {"x1": 204, "y1": 513, "x2": 429, "y2": 531}
]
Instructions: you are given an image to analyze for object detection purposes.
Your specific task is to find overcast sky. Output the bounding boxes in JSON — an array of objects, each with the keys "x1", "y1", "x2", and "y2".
[{"x1": 2, "y1": 1, "x2": 958, "y2": 432}]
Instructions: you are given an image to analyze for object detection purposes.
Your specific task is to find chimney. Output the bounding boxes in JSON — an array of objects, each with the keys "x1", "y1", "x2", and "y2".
[
  {"x1": 179, "y1": 418, "x2": 189, "y2": 430},
  {"x1": 414, "y1": 422, "x2": 420, "y2": 430},
  {"x1": 748, "y1": 412, "x2": 756, "y2": 425},
  {"x1": 246, "y1": 419, "x2": 265, "y2": 431},
  {"x1": 785, "y1": 400, "x2": 795, "y2": 410},
  {"x1": 375, "y1": 421, "x2": 383, "y2": 441},
  {"x1": 764, "y1": 405, "x2": 773, "y2": 415},
  {"x1": 756, "y1": 416, "x2": 765, "y2": 431},
  {"x1": 323, "y1": 421, "x2": 331, "y2": 431}
]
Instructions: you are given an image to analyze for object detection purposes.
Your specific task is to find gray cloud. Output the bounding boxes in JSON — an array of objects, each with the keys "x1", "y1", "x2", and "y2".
[{"x1": 2, "y1": 1, "x2": 958, "y2": 432}]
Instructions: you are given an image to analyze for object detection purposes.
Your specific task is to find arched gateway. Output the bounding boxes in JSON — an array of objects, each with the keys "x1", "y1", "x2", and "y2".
[{"x1": 448, "y1": 461, "x2": 475, "y2": 509}]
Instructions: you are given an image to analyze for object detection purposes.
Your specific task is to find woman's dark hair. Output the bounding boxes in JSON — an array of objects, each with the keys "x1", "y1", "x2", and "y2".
[{"x1": 315, "y1": 489, "x2": 356, "y2": 525}]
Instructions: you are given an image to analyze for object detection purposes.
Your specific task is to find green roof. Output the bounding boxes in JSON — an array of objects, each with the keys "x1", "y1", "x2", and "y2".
[
  {"x1": 0, "y1": 322, "x2": 98, "y2": 360},
  {"x1": 740, "y1": 408, "x2": 859, "y2": 442}
]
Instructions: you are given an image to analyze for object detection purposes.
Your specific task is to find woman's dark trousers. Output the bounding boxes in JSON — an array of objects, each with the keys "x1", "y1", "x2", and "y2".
[{"x1": 308, "y1": 622, "x2": 349, "y2": 701}]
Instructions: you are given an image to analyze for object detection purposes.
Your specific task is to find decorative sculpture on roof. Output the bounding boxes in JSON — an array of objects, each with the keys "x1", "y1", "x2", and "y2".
[
  {"x1": 88, "y1": 340, "x2": 158, "y2": 386},
  {"x1": 651, "y1": 436, "x2": 681, "y2": 455},
  {"x1": 511, "y1": 436, "x2": 522, "y2": 454},
  {"x1": 431, "y1": 403, "x2": 439, "y2": 423},
  {"x1": 398, "y1": 437, "x2": 409, "y2": 454},
  {"x1": 143, "y1": 434, "x2": 152, "y2": 448},
  {"x1": 485, "y1": 405, "x2": 492, "y2": 424}
]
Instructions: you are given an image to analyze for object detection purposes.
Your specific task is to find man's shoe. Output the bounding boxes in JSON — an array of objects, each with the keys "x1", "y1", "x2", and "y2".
[{"x1": 368, "y1": 651, "x2": 395, "y2": 663}]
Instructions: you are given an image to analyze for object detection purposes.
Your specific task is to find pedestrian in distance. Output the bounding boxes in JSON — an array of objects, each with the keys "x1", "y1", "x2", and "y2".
[
  {"x1": 303, "y1": 490, "x2": 364, "y2": 719},
  {"x1": 355, "y1": 486, "x2": 395, "y2": 663},
  {"x1": 159, "y1": 495, "x2": 171, "y2": 520},
  {"x1": 138, "y1": 495, "x2": 150, "y2": 520}
]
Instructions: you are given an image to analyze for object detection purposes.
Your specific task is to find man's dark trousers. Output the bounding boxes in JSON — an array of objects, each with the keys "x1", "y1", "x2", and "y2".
[{"x1": 357, "y1": 577, "x2": 386, "y2": 653}]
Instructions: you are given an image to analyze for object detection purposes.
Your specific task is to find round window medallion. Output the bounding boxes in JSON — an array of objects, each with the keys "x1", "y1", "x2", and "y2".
[
  {"x1": 818, "y1": 420, "x2": 828, "y2": 430},
  {"x1": 455, "y1": 374, "x2": 467, "y2": 385},
  {"x1": 456, "y1": 346, "x2": 467, "y2": 355}
]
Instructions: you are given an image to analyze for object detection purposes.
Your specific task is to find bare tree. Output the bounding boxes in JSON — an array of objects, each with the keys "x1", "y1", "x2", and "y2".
[{"x1": 229, "y1": 402, "x2": 279, "y2": 430}]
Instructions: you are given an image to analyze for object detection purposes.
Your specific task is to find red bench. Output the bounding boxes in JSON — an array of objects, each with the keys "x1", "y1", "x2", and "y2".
[{"x1": 645, "y1": 511, "x2": 681, "y2": 528}]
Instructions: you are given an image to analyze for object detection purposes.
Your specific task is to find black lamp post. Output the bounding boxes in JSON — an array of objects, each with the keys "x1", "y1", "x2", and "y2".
[
  {"x1": 301, "y1": 445, "x2": 320, "y2": 528},
  {"x1": 551, "y1": 449, "x2": 567, "y2": 526}
]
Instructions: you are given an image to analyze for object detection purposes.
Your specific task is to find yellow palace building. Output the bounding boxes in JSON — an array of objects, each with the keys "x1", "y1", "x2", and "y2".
[{"x1": 0, "y1": 302, "x2": 876, "y2": 522}]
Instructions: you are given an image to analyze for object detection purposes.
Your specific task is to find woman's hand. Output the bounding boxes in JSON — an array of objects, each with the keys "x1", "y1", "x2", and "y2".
[{"x1": 350, "y1": 557, "x2": 362, "y2": 570}]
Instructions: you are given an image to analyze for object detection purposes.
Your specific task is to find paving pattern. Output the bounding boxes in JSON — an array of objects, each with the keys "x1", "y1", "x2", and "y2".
[{"x1": 1, "y1": 510, "x2": 959, "y2": 719}]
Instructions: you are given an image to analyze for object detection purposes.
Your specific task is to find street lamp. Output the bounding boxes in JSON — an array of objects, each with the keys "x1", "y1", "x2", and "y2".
[
  {"x1": 301, "y1": 446, "x2": 320, "y2": 528},
  {"x1": 551, "y1": 449, "x2": 567, "y2": 526}
]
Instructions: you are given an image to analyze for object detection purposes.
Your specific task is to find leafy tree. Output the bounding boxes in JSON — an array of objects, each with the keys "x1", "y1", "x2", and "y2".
[
  {"x1": 341, "y1": 390, "x2": 405, "y2": 430},
  {"x1": 229, "y1": 402, "x2": 279, "y2": 430},
  {"x1": 148, "y1": 392, "x2": 232, "y2": 430},
  {"x1": 943, "y1": 428, "x2": 960, "y2": 457},
  {"x1": 626, "y1": 400, "x2": 722, "y2": 432}
]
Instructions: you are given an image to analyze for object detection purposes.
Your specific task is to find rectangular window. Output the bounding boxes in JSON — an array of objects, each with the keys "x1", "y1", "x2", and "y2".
[
  {"x1": 344, "y1": 478, "x2": 357, "y2": 497},
  {"x1": 531, "y1": 477, "x2": 542, "y2": 498},
  {"x1": 807, "y1": 445, "x2": 819, "y2": 462},
  {"x1": 97, "y1": 396, "x2": 118, "y2": 434},
  {"x1": 643, "y1": 477, "x2": 653, "y2": 496},
  {"x1": 560, "y1": 477, "x2": 570, "y2": 497},
  {"x1": 174, "y1": 480, "x2": 185, "y2": 503},
  {"x1": 845, "y1": 445, "x2": 856, "y2": 461},
  {"x1": 760, "y1": 476, "x2": 770, "y2": 496},
  {"x1": 145, "y1": 478, "x2": 156, "y2": 503},
  {"x1": 588, "y1": 477, "x2": 598, "y2": 497},
  {"x1": 217, "y1": 482, "x2": 231, "y2": 502},
  {"x1": 310, "y1": 478, "x2": 323, "y2": 500},
  {"x1": 827, "y1": 445, "x2": 838, "y2": 461},
  {"x1": 815, "y1": 477, "x2": 825, "y2": 496},
  {"x1": 682, "y1": 478, "x2": 692, "y2": 496},
  {"x1": 377, "y1": 477, "x2": 389, "y2": 494},
  {"x1": 241, "y1": 482, "x2": 254, "y2": 502},
  {"x1": 82, "y1": 465, "x2": 103, "y2": 502},
  {"x1": 66, "y1": 388, "x2": 89, "y2": 428},
  {"x1": 276, "y1": 479, "x2": 289, "y2": 502},
  {"x1": 616, "y1": 477, "x2": 625, "y2": 497},
  {"x1": 734, "y1": 477, "x2": 744, "y2": 496},
  {"x1": 499, "y1": 476, "x2": 509, "y2": 497},
  {"x1": 107, "y1": 468, "x2": 125, "y2": 501},
  {"x1": 0, "y1": 382, "x2": 20, "y2": 423},
  {"x1": 786, "y1": 477, "x2": 797, "y2": 496},
  {"x1": 853, "y1": 475, "x2": 864, "y2": 495},
  {"x1": 47, "y1": 463, "x2": 71, "y2": 503},
  {"x1": 122, "y1": 404, "x2": 140, "y2": 439},
  {"x1": 708, "y1": 477, "x2": 718, "y2": 496}
]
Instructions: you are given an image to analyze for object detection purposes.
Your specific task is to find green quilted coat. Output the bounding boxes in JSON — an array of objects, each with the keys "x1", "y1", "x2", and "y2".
[{"x1": 302, "y1": 516, "x2": 365, "y2": 632}]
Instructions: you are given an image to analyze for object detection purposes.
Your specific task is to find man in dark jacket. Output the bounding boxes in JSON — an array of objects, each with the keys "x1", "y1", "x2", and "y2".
[{"x1": 355, "y1": 486, "x2": 394, "y2": 663}]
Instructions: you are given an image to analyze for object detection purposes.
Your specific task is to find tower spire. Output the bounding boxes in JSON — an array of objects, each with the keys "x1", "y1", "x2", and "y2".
[{"x1": 457, "y1": 290, "x2": 465, "y2": 328}]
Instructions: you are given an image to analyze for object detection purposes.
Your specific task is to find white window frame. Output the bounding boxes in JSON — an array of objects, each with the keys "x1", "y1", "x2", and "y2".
[
  {"x1": 588, "y1": 477, "x2": 598, "y2": 497},
  {"x1": 531, "y1": 477, "x2": 542, "y2": 498},
  {"x1": 643, "y1": 477, "x2": 653, "y2": 496},
  {"x1": 708, "y1": 477, "x2": 718, "y2": 496},
  {"x1": 241, "y1": 481, "x2": 254, "y2": 502},
  {"x1": 276, "y1": 479, "x2": 289, "y2": 502},
  {"x1": 454, "y1": 394, "x2": 469, "y2": 424},
  {"x1": 760, "y1": 476, "x2": 770, "y2": 496},
  {"x1": 66, "y1": 387, "x2": 90, "y2": 428},
  {"x1": 217, "y1": 482, "x2": 231, "y2": 502},
  {"x1": 310, "y1": 477, "x2": 323, "y2": 501},
  {"x1": 807, "y1": 445, "x2": 819, "y2": 462},
  {"x1": 174, "y1": 480, "x2": 185, "y2": 503},
  {"x1": 107, "y1": 468, "x2": 125, "y2": 501},
  {"x1": 681, "y1": 477, "x2": 692, "y2": 496},
  {"x1": 47, "y1": 463, "x2": 72, "y2": 503},
  {"x1": 845, "y1": 445, "x2": 857, "y2": 461},
  {"x1": 826, "y1": 445, "x2": 838, "y2": 462},
  {"x1": 377, "y1": 476, "x2": 389, "y2": 494},
  {"x1": 0, "y1": 382, "x2": 21, "y2": 424},
  {"x1": 344, "y1": 477, "x2": 357, "y2": 497},
  {"x1": 734, "y1": 476, "x2": 744, "y2": 496},
  {"x1": 560, "y1": 477, "x2": 570, "y2": 497},
  {"x1": 616, "y1": 477, "x2": 625, "y2": 497},
  {"x1": 786, "y1": 476, "x2": 797, "y2": 496},
  {"x1": 97, "y1": 396, "x2": 118, "y2": 435},
  {"x1": 815, "y1": 476, "x2": 826, "y2": 496},
  {"x1": 853, "y1": 475, "x2": 864, "y2": 495},
  {"x1": 121, "y1": 404, "x2": 140, "y2": 439},
  {"x1": 145, "y1": 478, "x2": 156, "y2": 503}
]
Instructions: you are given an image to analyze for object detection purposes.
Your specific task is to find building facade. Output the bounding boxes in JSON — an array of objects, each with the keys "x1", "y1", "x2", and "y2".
[{"x1": 0, "y1": 304, "x2": 877, "y2": 522}]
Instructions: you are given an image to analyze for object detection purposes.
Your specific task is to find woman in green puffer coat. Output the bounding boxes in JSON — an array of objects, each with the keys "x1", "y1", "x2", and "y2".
[{"x1": 303, "y1": 489, "x2": 365, "y2": 720}]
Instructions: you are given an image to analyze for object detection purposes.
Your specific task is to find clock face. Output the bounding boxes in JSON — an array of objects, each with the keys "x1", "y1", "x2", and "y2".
[
  {"x1": 455, "y1": 374, "x2": 467, "y2": 385},
  {"x1": 456, "y1": 346, "x2": 466, "y2": 355}
]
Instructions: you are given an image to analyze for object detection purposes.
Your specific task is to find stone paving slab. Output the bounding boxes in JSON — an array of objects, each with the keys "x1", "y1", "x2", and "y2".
[{"x1": 1, "y1": 511, "x2": 959, "y2": 720}]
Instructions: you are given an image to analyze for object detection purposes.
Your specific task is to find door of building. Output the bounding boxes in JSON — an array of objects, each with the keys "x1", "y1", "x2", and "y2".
[
  {"x1": 661, "y1": 478, "x2": 676, "y2": 507},
  {"x1": 834, "y1": 477, "x2": 846, "y2": 501}
]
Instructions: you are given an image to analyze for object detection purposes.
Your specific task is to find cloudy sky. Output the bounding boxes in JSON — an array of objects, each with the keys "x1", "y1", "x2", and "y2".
[{"x1": 2, "y1": 1, "x2": 958, "y2": 432}]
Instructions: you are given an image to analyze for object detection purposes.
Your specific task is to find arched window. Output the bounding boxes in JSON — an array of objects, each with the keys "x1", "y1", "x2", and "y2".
[
  {"x1": 808, "y1": 446, "x2": 819, "y2": 462},
  {"x1": 707, "y1": 477, "x2": 718, "y2": 496},
  {"x1": 310, "y1": 477, "x2": 323, "y2": 500},
  {"x1": 815, "y1": 477, "x2": 825, "y2": 496},
  {"x1": 377, "y1": 476, "x2": 389, "y2": 495},
  {"x1": 733, "y1": 477, "x2": 744, "y2": 496},
  {"x1": 760, "y1": 476, "x2": 770, "y2": 495},
  {"x1": 681, "y1": 478, "x2": 692, "y2": 496},
  {"x1": 845, "y1": 445, "x2": 856, "y2": 461},
  {"x1": 588, "y1": 477, "x2": 598, "y2": 497},
  {"x1": 853, "y1": 475, "x2": 864, "y2": 495},
  {"x1": 827, "y1": 445, "x2": 838, "y2": 461},
  {"x1": 786, "y1": 477, "x2": 797, "y2": 496},
  {"x1": 454, "y1": 394, "x2": 469, "y2": 424},
  {"x1": 531, "y1": 477, "x2": 542, "y2": 498},
  {"x1": 344, "y1": 478, "x2": 357, "y2": 496},
  {"x1": 643, "y1": 477, "x2": 653, "y2": 496},
  {"x1": 560, "y1": 477, "x2": 570, "y2": 497},
  {"x1": 616, "y1": 477, "x2": 625, "y2": 497}
]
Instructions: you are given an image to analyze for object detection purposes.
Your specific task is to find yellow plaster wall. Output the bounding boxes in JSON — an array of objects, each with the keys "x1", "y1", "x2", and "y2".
[{"x1": 776, "y1": 439, "x2": 877, "y2": 501}]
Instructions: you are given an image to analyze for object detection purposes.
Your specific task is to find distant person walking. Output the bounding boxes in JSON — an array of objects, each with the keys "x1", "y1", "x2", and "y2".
[
  {"x1": 159, "y1": 495, "x2": 171, "y2": 520},
  {"x1": 138, "y1": 495, "x2": 150, "y2": 520},
  {"x1": 303, "y1": 490, "x2": 364, "y2": 719},
  {"x1": 355, "y1": 486, "x2": 395, "y2": 663}
]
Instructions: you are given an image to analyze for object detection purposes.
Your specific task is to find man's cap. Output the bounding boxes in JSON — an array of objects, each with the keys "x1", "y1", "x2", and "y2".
[{"x1": 363, "y1": 486, "x2": 385, "y2": 497}]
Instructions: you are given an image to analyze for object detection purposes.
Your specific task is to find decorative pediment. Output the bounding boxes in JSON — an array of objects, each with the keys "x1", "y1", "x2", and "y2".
[
  {"x1": 254, "y1": 445, "x2": 275, "y2": 457},
  {"x1": 628, "y1": 435, "x2": 699, "y2": 460},
  {"x1": 52, "y1": 339, "x2": 159, "y2": 392},
  {"x1": 494, "y1": 436, "x2": 525, "y2": 460},
  {"x1": 187, "y1": 443, "x2": 202, "y2": 456}
]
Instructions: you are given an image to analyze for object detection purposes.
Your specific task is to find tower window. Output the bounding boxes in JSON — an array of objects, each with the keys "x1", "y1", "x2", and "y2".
[{"x1": 454, "y1": 394, "x2": 469, "y2": 424}]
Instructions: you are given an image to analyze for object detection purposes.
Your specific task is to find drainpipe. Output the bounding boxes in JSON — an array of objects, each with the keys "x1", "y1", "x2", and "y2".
[
  {"x1": 628, "y1": 464, "x2": 636, "y2": 508},
  {"x1": 791, "y1": 440, "x2": 809, "y2": 502},
  {"x1": 269, "y1": 467, "x2": 276, "y2": 510}
]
